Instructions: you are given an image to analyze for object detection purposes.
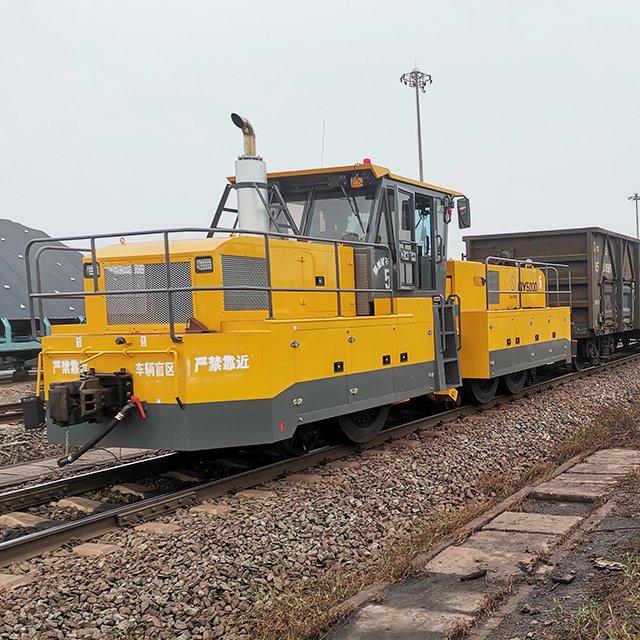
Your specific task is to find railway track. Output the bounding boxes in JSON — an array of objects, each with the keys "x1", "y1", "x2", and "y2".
[
  {"x1": 1, "y1": 351, "x2": 639, "y2": 568},
  {"x1": 0, "y1": 402, "x2": 22, "y2": 425},
  {"x1": 0, "y1": 370, "x2": 36, "y2": 386}
]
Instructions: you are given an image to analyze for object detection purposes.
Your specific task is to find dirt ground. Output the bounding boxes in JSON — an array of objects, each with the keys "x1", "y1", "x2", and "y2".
[{"x1": 478, "y1": 474, "x2": 640, "y2": 640}]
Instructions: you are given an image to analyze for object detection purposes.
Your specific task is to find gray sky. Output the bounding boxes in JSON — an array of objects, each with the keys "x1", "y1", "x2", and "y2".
[{"x1": 1, "y1": 1, "x2": 639, "y2": 258}]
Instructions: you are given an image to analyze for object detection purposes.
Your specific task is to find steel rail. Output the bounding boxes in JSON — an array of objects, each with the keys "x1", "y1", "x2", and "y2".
[
  {"x1": 1, "y1": 352, "x2": 639, "y2": 567},
  {"x1": 0, "y1": 373, "x2": 36, "y2": 386},
  {"x1": 0, "y1": 402, "x2": 22, "y2": 412},
  {"x1": 0, "y1": 452, "x2": 181, "y2": 515},
  {"x1": 0, "y1": 402, "x2": 22, "y2": 425}
]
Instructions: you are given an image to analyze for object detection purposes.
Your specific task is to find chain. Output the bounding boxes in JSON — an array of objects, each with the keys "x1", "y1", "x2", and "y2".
[{"x1": 65, "y1": 426, "x2": 70, "y2": 457}]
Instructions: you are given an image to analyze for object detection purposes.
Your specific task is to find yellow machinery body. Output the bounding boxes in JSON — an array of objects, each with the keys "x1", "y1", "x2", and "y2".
[
  {"x1": 446, "y1": 260, "x2": 571, "y2": 380},
  {"x1": 26, "y1": 161, "x2": 571, "y2": 451}
]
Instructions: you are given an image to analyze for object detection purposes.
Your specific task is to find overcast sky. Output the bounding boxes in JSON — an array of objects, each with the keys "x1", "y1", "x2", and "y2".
[{"x1": 1, "y1": 1, "x2": 639, "y2": 258}]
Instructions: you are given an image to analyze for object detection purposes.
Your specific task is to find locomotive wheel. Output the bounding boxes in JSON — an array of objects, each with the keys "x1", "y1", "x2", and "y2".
[
  {"x1": 501, "y1": 370, "x2": 527, "y2": 394},
  {"x1": 465, "y1": 378, "x2": 499, "y2": 404},
  {"x1": 338, "y1": 405, "x2": 390, "y2": 444},
  {"x1": 277, "y1": 423, "x2": 319, "y2": 457}
]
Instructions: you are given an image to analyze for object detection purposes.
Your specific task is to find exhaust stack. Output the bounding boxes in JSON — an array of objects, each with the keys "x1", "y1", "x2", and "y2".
[{"x1": 231, "y1": 113, "x2": 269, "y2": 233}]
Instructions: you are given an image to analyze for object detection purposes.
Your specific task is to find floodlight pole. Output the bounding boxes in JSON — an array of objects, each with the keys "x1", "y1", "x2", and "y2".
[
  {"x1": 400, "y1": 68, "x2": 432, "y2": 183},
  {"x1": 629, "y1": 193, "x2": 640, "y2": 239}
]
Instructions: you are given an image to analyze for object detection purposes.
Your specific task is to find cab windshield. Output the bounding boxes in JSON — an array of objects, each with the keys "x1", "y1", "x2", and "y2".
[{"x1": 283, "y1": 186, "x2": 376, "y2": 242}]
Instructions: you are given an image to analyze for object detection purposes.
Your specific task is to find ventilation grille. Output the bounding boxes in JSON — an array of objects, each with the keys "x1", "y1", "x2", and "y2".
[
  {"x1": 354, "y1": 249, "x2": 373, "y2": 316},
  {"x1": 221, "y1": 254, "x2": 269, "y2": 311},
  {"x1": 104, "y1": 262, "x2": 193, "y2": 325},
  {"x1": 487, "y1": 270, "x2": 500, "y2": 305}
]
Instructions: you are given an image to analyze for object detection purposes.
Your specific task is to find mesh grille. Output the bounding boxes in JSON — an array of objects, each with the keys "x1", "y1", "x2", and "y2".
[
  {"x1": 104, "y1": 262, "x2": 193, "y2": 325},
  {"x1": 354, "y1": 250, "x2": 372, "y2": 316},
  {"x1": 221, "y1": 254, "x2": 269, "y2": 311},
  {"x1": 487, "y1": 270, "x2": 500, "y2": 305}
]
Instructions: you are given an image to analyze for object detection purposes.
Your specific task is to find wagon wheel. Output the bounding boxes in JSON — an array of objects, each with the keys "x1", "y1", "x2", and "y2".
[
  {"x1": 501, "y1": 370, "x2": 527, "y2": 394},
  {"x1": 338, "y1": 405, "x2": 390, "y2": 444},
  {"x1": 464, "y1": 378, "x2": 499, "y2": 404},
  {"x1": 277, "y1": 423, "x2": 319, "y2": 457}
]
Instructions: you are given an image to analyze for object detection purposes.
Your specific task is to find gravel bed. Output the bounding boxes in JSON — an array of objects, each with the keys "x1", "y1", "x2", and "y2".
[
  {"x1": 1, "y1": 362, "x2": 639, "y2": 640},
  {"x1": 0, "y1": 378, "x2": 71, "y2": 467},
  {"x1": 0, "y1": 380, "x2": 36, "y2": 405},
  {"x1": 0, "y1": 380, "x2": 69, "y2": 467},
  {"x1": 0, "y1": 423, "x2": 72, "y2": 468}
]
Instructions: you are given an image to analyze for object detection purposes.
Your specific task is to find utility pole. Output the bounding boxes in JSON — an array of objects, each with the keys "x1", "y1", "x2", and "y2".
[
  {"x1": 400, "y1": 67, "x2": 432, "y2": 183},
  {"x1": 629, "y1": 193, "x2": 640, "y2": 239}
]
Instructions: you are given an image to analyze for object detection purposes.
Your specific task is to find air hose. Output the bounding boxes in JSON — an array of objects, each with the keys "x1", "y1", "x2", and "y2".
[{"x1": 57, "y1": 396, "x2": 146, "y2": 468}]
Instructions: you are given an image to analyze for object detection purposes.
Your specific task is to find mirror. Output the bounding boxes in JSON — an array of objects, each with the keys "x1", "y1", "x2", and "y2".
[{"x1": 457, "y1": 196, "x2": 471, "y2": 229}]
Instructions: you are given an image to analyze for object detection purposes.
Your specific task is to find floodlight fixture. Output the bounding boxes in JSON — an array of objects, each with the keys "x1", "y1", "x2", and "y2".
[
  {"x1": 400, "y1": 68, "x2": 433, "y2": 183},
  {"x1": 629, "y1": 192, "x2": 640, "y2": 239}
]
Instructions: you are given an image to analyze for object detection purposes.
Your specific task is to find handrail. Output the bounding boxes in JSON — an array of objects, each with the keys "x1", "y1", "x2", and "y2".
[
  {"x1": 29, "y1": 244, "x2": 90, "y2": 340},
  {"x1": 25, "y1": 226, "x2": 396, "y2": 340},
  {"x1": 162, "y1": 231, "x2": 180, "y2": 343},
  {"x1": 482, "y1": 256, "x2": 572, "y2": 312},
  {"x1": 447, "y1": 294, "x2": 462, "y2": 351}
]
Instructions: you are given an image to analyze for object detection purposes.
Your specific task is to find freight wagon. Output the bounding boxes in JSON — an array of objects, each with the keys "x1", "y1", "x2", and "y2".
[{"x1": 464, "y1": 228, "x2": 640, "y2": 366}]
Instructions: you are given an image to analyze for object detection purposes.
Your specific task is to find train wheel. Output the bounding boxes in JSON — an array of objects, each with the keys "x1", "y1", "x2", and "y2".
[
  {"x1": 338, "y1": 405, "x2": 390, "y2": 444},
  {"x1": 501, "y1": 371, "x2": 527, "y2": 394},
  {"x1": 277, "y1": 423, "x2": 319, "y2": 457},
  {"x1": 465, "y1": 378, "x2": 499, "y2": 404}
]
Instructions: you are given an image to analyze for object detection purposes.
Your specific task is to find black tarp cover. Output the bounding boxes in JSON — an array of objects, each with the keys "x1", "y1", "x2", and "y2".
[{"x1": 0, "y1": 218, "x2": 84, "y2": 319}]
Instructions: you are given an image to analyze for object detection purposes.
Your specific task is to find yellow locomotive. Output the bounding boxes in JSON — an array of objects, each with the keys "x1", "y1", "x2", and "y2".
[{"x1": 22, "y1": 115, "x2": 571, "y2": 463}]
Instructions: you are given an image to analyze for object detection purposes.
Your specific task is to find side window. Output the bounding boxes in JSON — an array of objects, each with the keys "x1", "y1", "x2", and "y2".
[
  {"x1": 414, "y1": 195, "x2": 432, "y2": 256},
  {"x1": 434, "y1": 198, "x2": 446, "y2": 263},
  {"x1": 415, "y1": 193, "x2": 435, "y2": 290},
  {"x1": 400, "y1": 192, "x2": 413, "y2": 233},
  {"x1": 397, "y1": 190, "x2": 417, "y2": 288}
]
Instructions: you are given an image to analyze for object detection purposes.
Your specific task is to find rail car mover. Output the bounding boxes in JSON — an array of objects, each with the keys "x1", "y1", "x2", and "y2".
[{"x1": 22, "y1": 115, "x2": 572, "y2": 463}]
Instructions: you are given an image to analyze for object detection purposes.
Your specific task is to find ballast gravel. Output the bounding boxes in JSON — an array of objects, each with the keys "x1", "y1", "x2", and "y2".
[
  {"x1": 1, "y1": 362, "x2": 639, "y2": 640},
  {"x1": 0, "y1": 381, "x2": 70, "y2": 467}
]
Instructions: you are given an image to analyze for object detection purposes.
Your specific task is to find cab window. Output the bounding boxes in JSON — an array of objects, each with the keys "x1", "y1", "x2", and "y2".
[
  {"x1": 307, "y1": 188, "x2": 375, "y2": 241},
  {"x1": 415, "y1": 195, "x2": 432, "y2": 257}
]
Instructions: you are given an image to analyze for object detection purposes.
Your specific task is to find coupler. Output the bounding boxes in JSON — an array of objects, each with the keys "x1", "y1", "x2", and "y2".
[{"x1": 57, "y1": 395, "x2": 146, "y2": 467}]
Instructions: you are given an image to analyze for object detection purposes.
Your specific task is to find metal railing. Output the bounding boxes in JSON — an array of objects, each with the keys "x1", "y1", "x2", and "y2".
[
  {"x1": 25, "y1": 227, "x2": 396, "y2": 343},
  {"x1": 483, "y1": 256, "x2": 572, "y2": 311}
]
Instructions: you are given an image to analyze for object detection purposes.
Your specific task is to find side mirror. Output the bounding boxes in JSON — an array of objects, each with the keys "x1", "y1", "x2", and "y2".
[{"x1": 456, "y1": 196, "x2": 471, "y2": 229}]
